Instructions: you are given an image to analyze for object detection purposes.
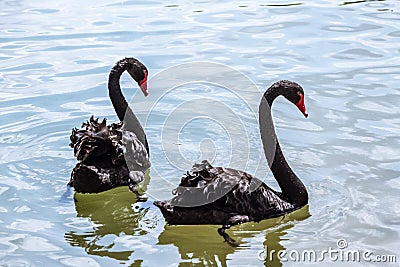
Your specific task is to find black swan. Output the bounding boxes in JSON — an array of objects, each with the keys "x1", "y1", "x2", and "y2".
[
  {"x1": 69, "y1": 58, "x2": 151, "y2": 196},
  {"x1": 154, "y1": 80, "x2": 309, "y2": 245}
]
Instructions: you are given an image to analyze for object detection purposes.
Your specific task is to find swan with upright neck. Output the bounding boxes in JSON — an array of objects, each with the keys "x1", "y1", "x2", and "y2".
[
  {"x1": 69, "y1": 58, "x2": 150, "y2": 195},
  {"x1": 154, "y1": 80, "x2": 309, "y2": 244}
]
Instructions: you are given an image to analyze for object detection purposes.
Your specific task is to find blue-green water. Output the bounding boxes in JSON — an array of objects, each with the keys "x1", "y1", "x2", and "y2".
[{"x1": 1, "y1": 0, "x2": 400, "y2": 266}]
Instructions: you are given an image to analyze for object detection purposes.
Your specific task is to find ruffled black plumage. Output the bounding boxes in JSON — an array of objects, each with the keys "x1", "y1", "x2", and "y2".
[
  {"x1": 69, "y1": 116, "x2": 150, "y2": 193},
  {"x1": 154, "y1": 160, "x2": 294, "y2": 226}
]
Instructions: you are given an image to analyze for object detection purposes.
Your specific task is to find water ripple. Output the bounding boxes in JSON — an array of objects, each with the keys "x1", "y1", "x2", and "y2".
[{"x1": 0, "y1": 0, "x2": 399, "y2": 265}]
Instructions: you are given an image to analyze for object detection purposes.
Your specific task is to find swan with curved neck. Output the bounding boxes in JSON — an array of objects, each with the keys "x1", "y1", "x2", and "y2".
[
  {"x1": 154, "y1": 80, "x2": 309, "y2": 245},
  {"x1": 108, "y1": 57, "x2": 149, "y2": 153},
  {"x1": 69, "y1": 58, "x2": 150, "y2": 195}
]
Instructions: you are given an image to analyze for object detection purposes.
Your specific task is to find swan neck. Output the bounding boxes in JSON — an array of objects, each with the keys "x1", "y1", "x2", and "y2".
[
  {"x1": 108, "y1": 61, "x2": 149, "y2": 153},
  {"x1": 259, "y1": 88, "x2": 308, "y2": 206}
]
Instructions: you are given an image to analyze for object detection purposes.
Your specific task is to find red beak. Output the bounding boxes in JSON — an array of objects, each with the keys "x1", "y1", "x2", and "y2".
[
  {"x1": 139, "y1": 70, "x2": 148, "y2": 96},
  {"x1": 296, "y1": 93, "x2": 308, "y2": 118},
  {"x1": 139, "y1": 81, "x2": 148, "y2": 96}
]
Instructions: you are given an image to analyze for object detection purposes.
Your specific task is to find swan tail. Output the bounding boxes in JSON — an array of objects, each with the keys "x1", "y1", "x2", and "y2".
[{"x1": 154, "y1": 200, "x2": 175, "y2": 222}]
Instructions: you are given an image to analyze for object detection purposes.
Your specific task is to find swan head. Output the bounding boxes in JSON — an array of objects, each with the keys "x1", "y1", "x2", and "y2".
[
  {"x1": 275, "y1": 80, "x2": 308, "y2": 118},
  {"x1": 125, "y1": 58, "x2": 149, "y2": 96}
]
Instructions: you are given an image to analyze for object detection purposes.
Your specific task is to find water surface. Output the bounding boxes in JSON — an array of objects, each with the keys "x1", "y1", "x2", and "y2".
[{"x1": 1, "y1": 0, "x2": 399, "y2": 266}]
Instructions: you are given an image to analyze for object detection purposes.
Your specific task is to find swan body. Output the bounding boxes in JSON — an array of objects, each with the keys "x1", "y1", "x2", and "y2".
[
  {"x1": 69, "y1": 58, "x2": 150, "y2": 194},
  {"x1": 155, "y1": 160, "x2": 295, "y2": 224},
  {"x1": 154, "y1": 80, "x2": 309, "y2": 244}
]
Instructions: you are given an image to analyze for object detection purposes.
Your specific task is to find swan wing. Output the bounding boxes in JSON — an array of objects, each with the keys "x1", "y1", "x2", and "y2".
[
  {"x1": 70, "y1": 117, "x2": 150, "y2": 172},
  {"x1": 70, "y1": 116, "x2": 111, "y2": 161},
  {"x1": 169, "y1": 160, "x2": 294, "y2": 218},
  {"x1": 114, "y1": 128, "x2": 150, "y2": 172}
]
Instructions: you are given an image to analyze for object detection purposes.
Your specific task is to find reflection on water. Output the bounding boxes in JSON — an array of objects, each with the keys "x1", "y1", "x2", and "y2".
[
  {"x1": 67, "y1": 185, "x2": 310, "y2": 266},
  {"x1": 65, "y1": 188, "x2": 145, "y2": 261},
  {"x1": 64, "y1": 174, "x2": 154, "y2": 262},
  {"x1": 159, "y1": 206, "x2": 310, "y2": 267},
  {"x1": 340, "y1": 0, "x2": 387, "y2": 7}
]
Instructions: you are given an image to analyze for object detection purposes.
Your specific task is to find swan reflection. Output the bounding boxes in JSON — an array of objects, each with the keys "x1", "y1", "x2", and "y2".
[
  {"x1": 65, "y1": 173, "x2": 310, "y2": 266},
  {"x1": 158, "y1": 205, "x2": 310, "y2": 266},
  {"x1": 64, "y1": 173, "x2": 156, "y2": 262}
]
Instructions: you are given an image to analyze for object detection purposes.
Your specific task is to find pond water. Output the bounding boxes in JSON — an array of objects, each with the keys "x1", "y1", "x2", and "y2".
[{"x1": 1, "y1": 0, "x2": 399, "y2": 266}]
